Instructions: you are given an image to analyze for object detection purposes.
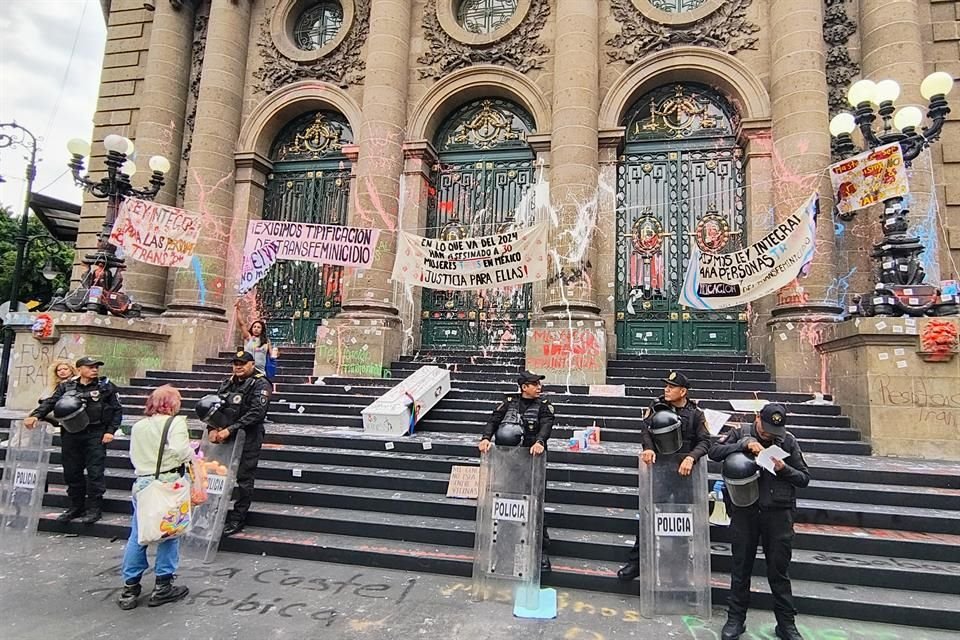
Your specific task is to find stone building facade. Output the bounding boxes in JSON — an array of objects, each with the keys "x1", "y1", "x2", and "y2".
[{"x1": 78, "y1": 0, "x2": 958, "y2": 395}]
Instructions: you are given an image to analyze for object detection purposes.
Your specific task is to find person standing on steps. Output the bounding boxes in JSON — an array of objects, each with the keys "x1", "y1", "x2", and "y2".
[
  {"x1": 24, "y1": 356, "x2": 123, "y2": 525},
  {"x1": 212, "y1": 350, "x2": 272, "y2": 537},
  {"x1": 478, "y1": 370, "x2": 555, "y2": 574},
  {"x1": 117, "y1": 385, "x2": 193, "y2": 610},
  {"x1": 617, "y1": 370, "x2": 711, "y2": 581},
  {"x1": 709, "y1": 403, "x2": 810, "y2": 640}
]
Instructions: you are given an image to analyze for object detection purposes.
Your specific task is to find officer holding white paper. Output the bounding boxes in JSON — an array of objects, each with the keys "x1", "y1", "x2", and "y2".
[{"x1": 708, "y1": 403, "x2": 810, "y2": 640}]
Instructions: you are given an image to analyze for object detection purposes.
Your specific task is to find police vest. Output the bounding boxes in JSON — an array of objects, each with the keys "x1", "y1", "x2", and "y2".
[
  {"x1": 216, "y1": 376, "x2": 259, "y2": 424},
  {"x1": 501, "y1": 397, "x2": 542, "y2": 443},
  {"x1": 63, "y1": 379, "x2": 111, "y2": 425}
]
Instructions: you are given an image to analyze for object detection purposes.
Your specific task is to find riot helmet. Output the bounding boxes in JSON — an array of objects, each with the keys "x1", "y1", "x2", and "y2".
[
  {"x1": 722, "y1": 452, "x2": 761, "y2": 507},
  {"x1": 649, "y1": 410, "x2": 682, "y2": 454},
  {"x1": 195, "y1": 394, "x2": 231, "y2": 429},
  {"x1": 53, "y1": 394, "x2": 90, "y2": 433},
  {"x1": 494, "y1": 422, "x2": 524, "y2": 447}
]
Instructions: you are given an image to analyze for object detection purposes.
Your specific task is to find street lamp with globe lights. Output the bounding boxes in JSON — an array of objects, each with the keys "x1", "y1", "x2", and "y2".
[
  {"x1": 61, "y1": 134, "x2": 169, "y2": 315},
  {"x1": 829, "y1": 72, "x2": 956, "y2": 318}
]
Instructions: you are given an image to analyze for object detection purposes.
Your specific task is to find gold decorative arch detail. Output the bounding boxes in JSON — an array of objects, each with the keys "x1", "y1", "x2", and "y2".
[
  {"x1": 237, "y1": 80, "x2": 363, "y2": 161},
  {"x1": 407, "y1": 65, "x2": 551, "y2": 143},
  {"x1": 600, "y1": 46, "x2": 770, "y2": 130}
]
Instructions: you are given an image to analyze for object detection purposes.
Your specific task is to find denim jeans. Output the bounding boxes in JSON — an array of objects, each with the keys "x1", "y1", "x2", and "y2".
[{"x1": 121, "y1": 480, "x2": 181, "y2": 585}]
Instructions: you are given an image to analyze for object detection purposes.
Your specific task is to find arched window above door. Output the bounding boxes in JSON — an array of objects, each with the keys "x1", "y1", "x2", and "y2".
[
  {"x1": 624, "y1": 83, "x2": 738, "y2": 142},
  {"x1": 270, "y1": 110, "x2": 354, "y2": 162},
  {"x1": 435, "y1": 98, "x2": 534, "y2": 153}
]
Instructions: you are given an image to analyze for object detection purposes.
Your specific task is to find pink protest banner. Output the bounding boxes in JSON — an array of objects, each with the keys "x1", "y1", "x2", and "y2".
[
  {"x1": 108, "y1": 197, "x2": 201, "y2": 268},
  {"x1": 829, "y1": 142, "x2": 909, "y2": 215},
  {"x1": 239, "y1": 221, "x2": 379, "y2": 294}
]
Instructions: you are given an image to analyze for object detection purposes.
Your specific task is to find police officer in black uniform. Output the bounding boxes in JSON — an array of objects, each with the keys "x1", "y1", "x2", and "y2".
[
  {"x1": 478, "y1": 370, "x2": 555, "y2": 573},
  {"x1": 617, "y1": 370, "x2": 711, "y2": 581},
  {"x1": 24, "y1": 356, "x2": 123, "y2": 524},
  {"x1": 210, "y1": 350, "x2": 272, "y2": 537},
  {"x1": 709, "y1": 403, "x2": 810, "y2": 640}
]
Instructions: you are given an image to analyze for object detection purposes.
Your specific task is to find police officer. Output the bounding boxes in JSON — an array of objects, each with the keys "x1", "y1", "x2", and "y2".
[
  {"x1": 617, "y1": 370, "x2": 711, "y2": 581},
  {"x1": 211, "y1": 350, "x2": 272, "y2": 537},
  {"x1": 24, "y1": 356, "x2": 123, "y2": 524},
  {"x1": 708, "y1": 403, "x2": 810, "y2": 640},
  {"x1": 478, "y1": 370, "x2": 555, "y2": 573}
]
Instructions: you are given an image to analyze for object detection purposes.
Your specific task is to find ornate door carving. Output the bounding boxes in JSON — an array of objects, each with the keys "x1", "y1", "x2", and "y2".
[
  {"x1": 258, "y1": 111, "x2": 352, "y2": 344},
  {"x1": 421, "y1": 99, "x2": 535, "y2": 350},
  {"x1": 615, "y1": 84, "x2": 747, "y2": 353}
]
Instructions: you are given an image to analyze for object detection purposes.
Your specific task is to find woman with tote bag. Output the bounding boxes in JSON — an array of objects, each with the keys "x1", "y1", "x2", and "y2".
[{"x1": 117, "y1": 385, "x2": 195, "y2": 610}]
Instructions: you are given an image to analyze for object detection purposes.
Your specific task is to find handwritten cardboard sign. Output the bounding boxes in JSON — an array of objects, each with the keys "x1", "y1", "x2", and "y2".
[
  {"x1": 446, "y1": 465, "x2": 480, "y2": 499},
  {"x1": 109, "y1": 198, "x2": 201, "y2": 268}
]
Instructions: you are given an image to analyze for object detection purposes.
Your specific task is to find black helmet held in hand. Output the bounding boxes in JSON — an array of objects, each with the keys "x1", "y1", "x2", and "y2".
[
  {"x1": 195, "y1": 394, "x2": 231, "y2": 429},
  {"x1": 649, "y1": 410, "x2": 682, "y2": 454},
  {"x1": 494, "y1": 422, "x2": 524, "y2": 447},
  {"x1": 53, "y1": 394, "x2": 90, "y2": 433},
  {"x1": 722, "y1": 452, "x2": 761, "y2": 507}
]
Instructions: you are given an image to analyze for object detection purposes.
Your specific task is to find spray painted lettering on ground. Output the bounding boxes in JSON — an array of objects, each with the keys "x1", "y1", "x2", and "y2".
[
  {"x1": 679, "y1": 194, "x2": 817, "y2": 310},
  {"x1": 108, "y1": 197, "x2": 201, "y2": 268},
  {"x1": 238, "y1": 221, "x2": 379, "y2": 294},
  {"x1": 830, "y1": 142, "x2": 909, "y2": 215},
  {"x1": 392, "y1": 224, "x2": 548, "y2": 290}
]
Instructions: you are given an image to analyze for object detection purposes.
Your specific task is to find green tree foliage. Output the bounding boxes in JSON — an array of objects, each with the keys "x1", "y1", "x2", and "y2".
[{"x1": 0, "y1": 205, "x2": 75, "y2": 307}]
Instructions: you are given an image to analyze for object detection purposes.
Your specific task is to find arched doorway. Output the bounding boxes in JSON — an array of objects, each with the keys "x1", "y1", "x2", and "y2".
[
  {"x1": 615, "y1": 83, "x2": 747, "y2": 353},
  {"x1": 258, "y1": 110, "x2": 352, "y2": 344},
  {"x1": 420, "y1": 98, "x2": 536, "y2": 350}
]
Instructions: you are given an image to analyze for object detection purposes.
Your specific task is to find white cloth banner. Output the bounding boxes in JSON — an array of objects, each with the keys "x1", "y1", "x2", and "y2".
[
  {"x1": 392, "y1": 224, "x2": 549, "y2": 290},
  {"x1": 679, "y1": 194, "x2": 818, "y2": 310}
]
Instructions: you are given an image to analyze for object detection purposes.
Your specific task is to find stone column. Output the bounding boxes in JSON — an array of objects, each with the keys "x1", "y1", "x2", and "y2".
[
  {"x1": 767, "y1": 0, "x2": 842, "y2": 393},
  {"x1": 314, "y1": 0, "x2": 411, "y2": 378},
  {"x1": 125, "y1": 0, "x2": 196, "y2": 314},
  {"x1": 161, "y1": 0, "x2": 250, "y2": 364},
  {"x1": 526, "y1": 0, "x2": 606, "y2": 386},
  {"x1": 857, "y1": 0, "x2": 940, "y2": 292},
  {"x1": 165, "y1": 0, "x2": 250, "y2": 319}
]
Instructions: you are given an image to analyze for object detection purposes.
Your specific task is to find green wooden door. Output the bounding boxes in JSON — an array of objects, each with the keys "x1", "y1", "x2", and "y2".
[
  {"x1": 420, "y1": 99, "x2": 536, "y2": 350},
  {"x1": 615, "y1": 84, "x2": 747, "y2": 354},
  {"x1": 258, "y1": 111, "x2": 352, "y2": 345}
]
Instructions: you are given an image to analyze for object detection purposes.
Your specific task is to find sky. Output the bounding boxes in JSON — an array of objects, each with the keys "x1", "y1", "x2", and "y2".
[{"x1": 0, "y1": 0, "x2": 107, "y2": 209}]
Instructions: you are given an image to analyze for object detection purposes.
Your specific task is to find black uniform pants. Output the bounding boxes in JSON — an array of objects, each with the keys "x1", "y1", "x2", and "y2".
[
  {"x1": 61, "y1": 426, "x2": 107, "y2": 505},
  {"x1": 230, "y1": 426, "x2": 265, "y2": 523},
  {"x1": 727, "y1": 506, "x2": 796, "y2": 622}
]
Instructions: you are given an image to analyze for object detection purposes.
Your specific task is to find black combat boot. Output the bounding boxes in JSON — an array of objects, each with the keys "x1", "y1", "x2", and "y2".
[
  {"x1": 117, "y1": 582, "x2": 142, "y2": 610},
  {"x1": 148, "y1": 575, "x2": 189, "y2": 607},
  {"x1": 222, "y1": 519, "x2": 245, "y2": 537},
  {"x1": 540, "y1": 554, "x2": 552, "y2": 575},
  {"x1": 81, "y1": 497, "x2": 102, "y2": 524},
  {"x1": 56, "y1": 500, "x2": 85, "y2": 522},
  {"x1": 617, "y1": 562, "x2": 640, "y2": 581},
  {"x1": 775, "y1": 619, "x2": 804, "y2": 640},
  {"x1": 721, "y1": 614, "x2": 746, "y2": 640}
]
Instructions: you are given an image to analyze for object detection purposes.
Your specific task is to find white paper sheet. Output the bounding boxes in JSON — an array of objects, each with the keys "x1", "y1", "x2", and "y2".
[{"x1": 756, "y1": 445, "x2": 788, "y2": 474}]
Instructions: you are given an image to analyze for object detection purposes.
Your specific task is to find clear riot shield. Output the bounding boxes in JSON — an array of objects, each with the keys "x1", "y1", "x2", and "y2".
[
  {"x1": 638, "y1": 453, "x2": 711, "y2": 619},
  {"x1": 472, "y1": 445, "x2": 546, "y2": 610},
  {"x1": 0, "y1": 421, "x2": 54, "y2": 556},
  {"x1": 181, "y1": 429, "x2": 245, "y2": 564}
]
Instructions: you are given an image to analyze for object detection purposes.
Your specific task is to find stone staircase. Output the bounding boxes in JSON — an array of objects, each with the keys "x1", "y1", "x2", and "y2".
[{"x1": 3, "y1": 346, "x2": 959, "y2": 630}]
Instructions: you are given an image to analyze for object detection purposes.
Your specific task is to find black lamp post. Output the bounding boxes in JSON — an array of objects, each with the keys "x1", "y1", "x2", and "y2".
[
  {"x1": 0, "y1": 122, "x2": 39, "y2": 405},
  {"x1": 62, "y1": 134, "x2": 169, "y2": 315},
  {"x1": 829, "y1": 72, "x2": 956, "y2": 317}
]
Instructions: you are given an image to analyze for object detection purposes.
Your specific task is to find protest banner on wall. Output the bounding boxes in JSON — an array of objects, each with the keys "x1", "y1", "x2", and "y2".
[
  {"x1": 678, "y1": 193, "x2": 818, "y2": 310},
  {"x1": 391, "y1": 223, "x2": 548, "y2": 290},
  {"x1": 108, "y1": 198, "x2": 201, "y2": 268},
  {"x1": 829, "y1": 142, "x2": 909, "y2": 215},
  {"x1": 238, "y1": 220, "x2": 379, "y2": 294}
]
